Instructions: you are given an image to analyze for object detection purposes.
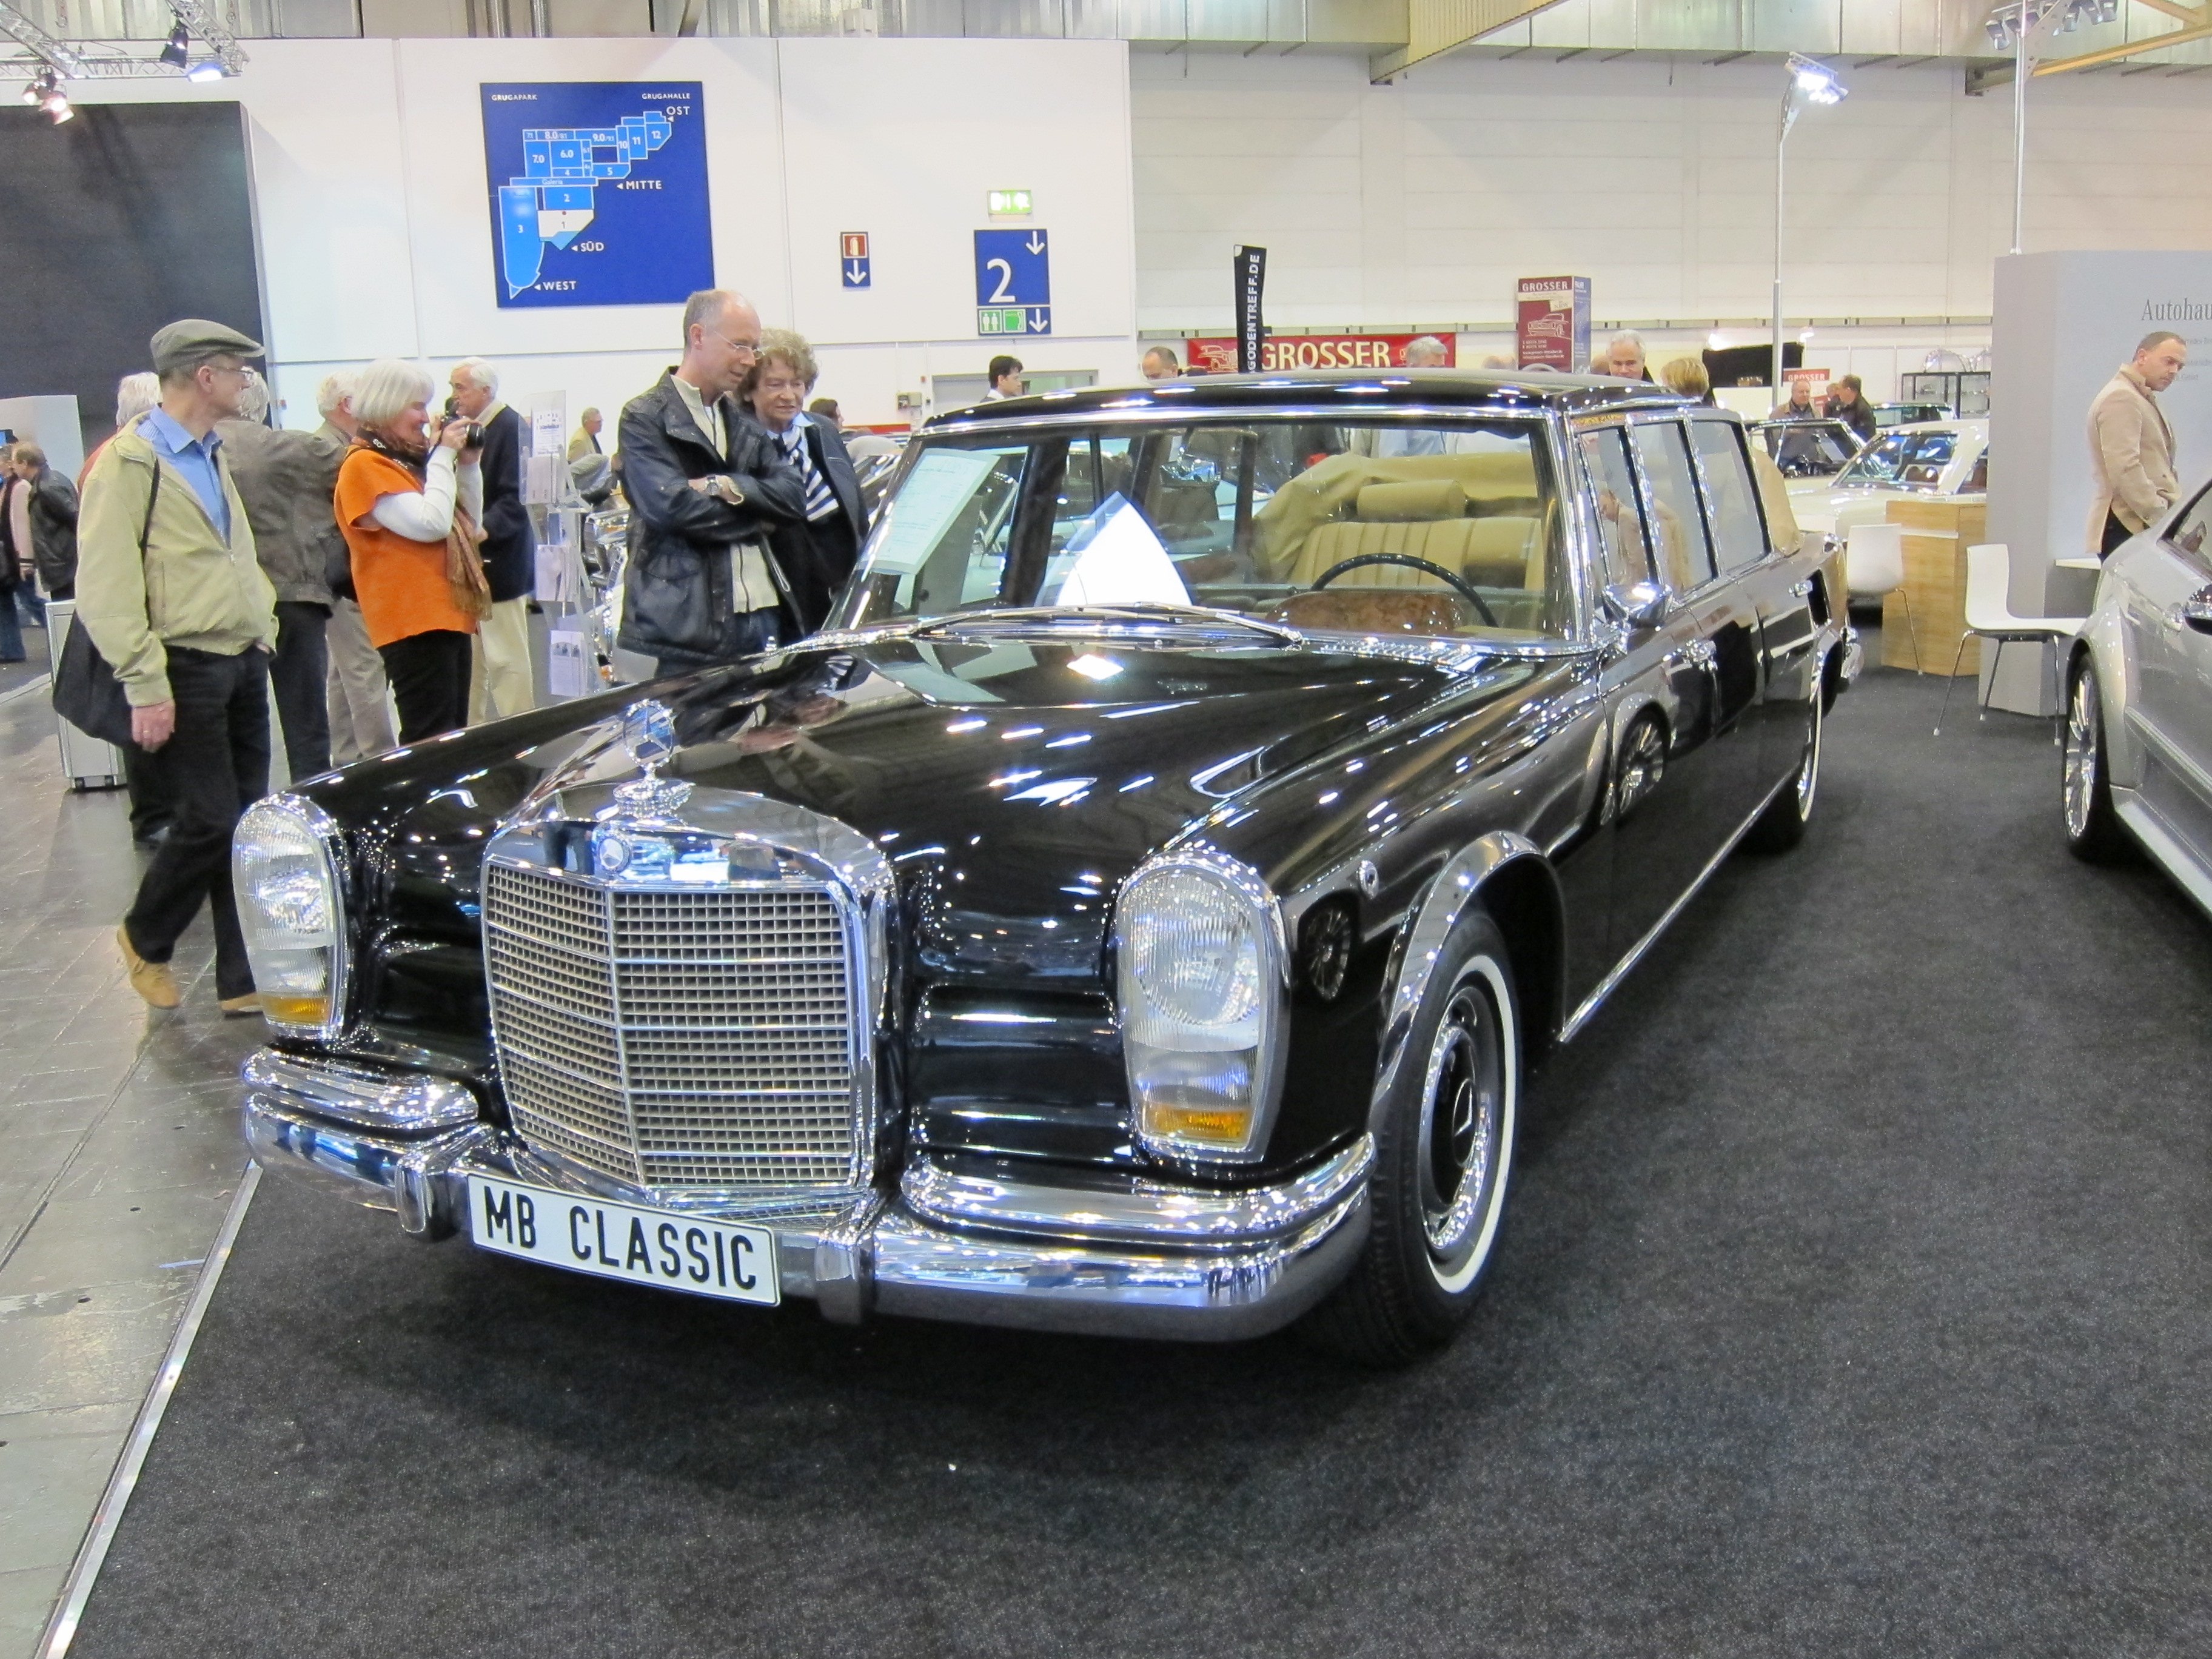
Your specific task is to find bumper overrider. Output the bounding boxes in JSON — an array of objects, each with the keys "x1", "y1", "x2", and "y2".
[{"x1": 240, "y1": 1050, "x2": 1373, "y2": 1341}]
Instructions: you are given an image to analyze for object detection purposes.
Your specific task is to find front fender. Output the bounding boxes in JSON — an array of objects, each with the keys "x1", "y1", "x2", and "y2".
[{"x1": 1369, "y1": 832, "x2": 1556, "y2": 1139}]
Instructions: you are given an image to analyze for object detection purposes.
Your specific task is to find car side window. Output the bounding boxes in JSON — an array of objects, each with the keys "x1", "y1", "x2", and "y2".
[
  {"x1": 2167, "y1": 482, "x2": 2212, "y2": 561},
  {"x1": 1630, "y1": 421, "x2": 1717, "y2": 595},
  {"x1": 1689, "y1": 421, "x2": 1770, "y2": 572},
  {"x1": 1577, "y1": 427, "x2": 1652, "y2": 591}
]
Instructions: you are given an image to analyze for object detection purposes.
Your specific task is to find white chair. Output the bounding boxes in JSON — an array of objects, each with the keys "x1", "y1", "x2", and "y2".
[
  {"x1": 1845, "y1": 523, "x2": 1919, "y2": 672},
  {"x1": 1933, "y1": 543, "x2": 2086, "y2": 739}
]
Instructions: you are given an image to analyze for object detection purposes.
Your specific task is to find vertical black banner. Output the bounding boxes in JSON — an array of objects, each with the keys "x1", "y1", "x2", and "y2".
[{"x1": 1233, "y1": 245, "x2": 1268, "y2": 373}]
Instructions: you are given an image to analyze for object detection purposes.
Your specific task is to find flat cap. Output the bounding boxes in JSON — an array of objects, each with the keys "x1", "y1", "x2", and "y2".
[{"x1": 149, "y1": 318, "x2": 264, "y2": 375}]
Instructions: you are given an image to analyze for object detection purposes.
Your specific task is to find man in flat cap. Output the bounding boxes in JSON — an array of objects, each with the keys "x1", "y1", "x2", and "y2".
[{"x1": 79, "y1": 318, "x2": 279, "y2": 1015}]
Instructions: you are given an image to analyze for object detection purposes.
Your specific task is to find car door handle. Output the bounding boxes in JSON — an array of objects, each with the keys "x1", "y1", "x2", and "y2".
[{"x1": 1666, "y1": 639, "x2": 1718, "y2": 670}]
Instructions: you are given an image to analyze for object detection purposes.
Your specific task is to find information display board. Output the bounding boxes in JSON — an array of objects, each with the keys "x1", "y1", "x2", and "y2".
[
  {"x1": 480, "y1": 81, "x2": 714, "y2": 309},
  {"x1": 1516, "y1": 276, "x2": 1590, "y2": 372}
]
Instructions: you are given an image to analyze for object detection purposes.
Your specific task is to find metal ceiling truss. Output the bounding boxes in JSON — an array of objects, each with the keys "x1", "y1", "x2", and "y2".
[{"x1": 0, "y1": 0, "x2": 246, "y2": 84}]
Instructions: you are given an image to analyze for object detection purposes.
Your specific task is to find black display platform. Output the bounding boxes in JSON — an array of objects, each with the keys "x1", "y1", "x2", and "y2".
[{"x1": 65, "y1": 655, "x2": 2212, "y2": 1659}]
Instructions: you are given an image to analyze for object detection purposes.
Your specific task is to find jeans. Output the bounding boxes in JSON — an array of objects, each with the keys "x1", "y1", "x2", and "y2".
[
  {"x1": 652, "y1": 606, "x2": 783, "y2": 677},
  {"x1": 0, "y1": 588, "x2": 22, "y2": 663},
  {"x1": 122, "y1": 646, "x2": 271, "y2": 1000},
  {"x1": 270, "y1": 600, "x2": 332, "y2": 781},
  {"x1": 2102, "y1": 511, "x2": 2134, "y2": 558},
  {"x1": 378, "y1": 629, "x2": 474, "y2": 743},
  {"x1": 13, "y1": 585, "x2": 43, "y2": 629}
]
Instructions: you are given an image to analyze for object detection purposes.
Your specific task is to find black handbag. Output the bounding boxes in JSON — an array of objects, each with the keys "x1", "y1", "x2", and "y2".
[{"x1": 52, "y1": 461, "x2": 160, "y2": 749}]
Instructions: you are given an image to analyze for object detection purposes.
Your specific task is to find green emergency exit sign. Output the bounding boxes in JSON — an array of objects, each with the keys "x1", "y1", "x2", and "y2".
[{"x1": 987, "y1": 189, "x2": 1033, "y2": 217}]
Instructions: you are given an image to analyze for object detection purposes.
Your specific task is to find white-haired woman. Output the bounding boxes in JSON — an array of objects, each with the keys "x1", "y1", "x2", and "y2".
[{"x1": 333, "y1": 359, "x2": 489, "y2": 742}]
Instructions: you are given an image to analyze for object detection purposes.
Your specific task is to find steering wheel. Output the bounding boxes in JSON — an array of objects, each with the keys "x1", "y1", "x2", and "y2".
[{"x1": 1310, "y1": 554, "x2": 1500, "y2": 628}]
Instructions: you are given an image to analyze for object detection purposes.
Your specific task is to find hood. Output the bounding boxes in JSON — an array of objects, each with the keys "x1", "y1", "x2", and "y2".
[{"x1": 317, "y1": 632, "x2": 1498, "y2": 989}]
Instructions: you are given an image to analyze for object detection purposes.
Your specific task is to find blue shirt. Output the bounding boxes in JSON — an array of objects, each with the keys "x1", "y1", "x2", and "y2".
[{"x1": 138, "y1": 409, "x2": 232, "y2": 543}]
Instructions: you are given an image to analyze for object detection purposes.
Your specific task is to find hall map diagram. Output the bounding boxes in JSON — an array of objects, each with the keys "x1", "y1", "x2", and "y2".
[{"x1": 495, "y1": 109, "x2": 676, "y2": 297}]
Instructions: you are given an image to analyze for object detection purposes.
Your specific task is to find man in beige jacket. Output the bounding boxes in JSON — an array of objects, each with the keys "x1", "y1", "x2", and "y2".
[
  {"x1": 79, "y1": 318, "x2": 279, "y2": 1014},
  {"x1": 2088, "y1": 330, "x2": 2188, "y2": 557}
]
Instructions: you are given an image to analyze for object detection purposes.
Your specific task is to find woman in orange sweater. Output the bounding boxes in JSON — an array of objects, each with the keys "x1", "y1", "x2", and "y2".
[{"x1": 334, "y1": 360, "x2": 488, "y2": 742}]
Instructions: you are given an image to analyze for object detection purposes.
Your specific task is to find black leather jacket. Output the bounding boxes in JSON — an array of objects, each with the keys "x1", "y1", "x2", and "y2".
[{"x1": 615, "y1": 372, "x2": 807, "y2": 660}]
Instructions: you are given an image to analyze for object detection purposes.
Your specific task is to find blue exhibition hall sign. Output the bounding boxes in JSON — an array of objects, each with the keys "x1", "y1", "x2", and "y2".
[
  {"x1": 973, "y1": 228, "x2": 1050, "y2": 336},
  {"x1": 480, "y1": 81, "x2": 714, "y2": 309}
]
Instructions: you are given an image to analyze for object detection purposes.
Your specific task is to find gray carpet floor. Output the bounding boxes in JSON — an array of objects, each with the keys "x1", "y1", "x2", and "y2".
[{"x1": 64, "y1": 651, "x2": 2212, "y2": 1658}]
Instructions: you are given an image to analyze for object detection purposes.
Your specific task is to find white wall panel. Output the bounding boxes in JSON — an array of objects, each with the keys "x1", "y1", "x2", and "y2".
[{"x1": 774, "y1": 38, "x2": 1136, "y2": 348}]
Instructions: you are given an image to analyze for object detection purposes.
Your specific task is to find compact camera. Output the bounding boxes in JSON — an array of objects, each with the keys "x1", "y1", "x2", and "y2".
[{"x1": 440, "y1": 397, "x2": 484, "y2": 447}]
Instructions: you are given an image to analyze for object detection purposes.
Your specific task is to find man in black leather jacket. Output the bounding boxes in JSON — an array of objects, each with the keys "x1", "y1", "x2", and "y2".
[{"x1": 617, "y1": 289, "x2": 808, "y2": 674}]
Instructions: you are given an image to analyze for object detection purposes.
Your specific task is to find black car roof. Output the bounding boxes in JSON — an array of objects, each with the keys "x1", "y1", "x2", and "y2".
[{"x1": 928, "y1": 367, "x2": 1687, "y2": 427}]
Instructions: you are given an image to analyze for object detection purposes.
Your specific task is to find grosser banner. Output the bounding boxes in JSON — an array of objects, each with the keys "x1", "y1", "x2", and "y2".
[{"x1": 1184, "y1": 333, "x2": 1457, "y2": 374}]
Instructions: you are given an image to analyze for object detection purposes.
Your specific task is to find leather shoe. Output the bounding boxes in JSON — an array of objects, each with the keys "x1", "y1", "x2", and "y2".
[
  {"x1": 217, "y1": 992, "x2": 263, "y2": 1018},
  {"x1": 117, "y1": 925, "x2": 181, "y2": 1010}
]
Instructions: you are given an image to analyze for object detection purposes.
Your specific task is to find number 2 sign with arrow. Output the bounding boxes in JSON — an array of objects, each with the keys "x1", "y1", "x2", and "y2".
[{"x1": 973, "y1": 228, "x2": 1050, "y2": 337}]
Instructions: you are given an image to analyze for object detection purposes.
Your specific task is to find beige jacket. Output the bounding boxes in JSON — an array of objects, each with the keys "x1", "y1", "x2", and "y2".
[
  {"x1": 78, "y1": 425, "x2": 279, "y2": 707},
  {"x1": 2086, "y1": 363, "x2": 2179, "y2": 546}
]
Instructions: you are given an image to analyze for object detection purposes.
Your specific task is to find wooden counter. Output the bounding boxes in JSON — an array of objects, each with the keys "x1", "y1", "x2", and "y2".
[{"x1": 1881, "y1": 498, "x2": 1986, "y2": 675}]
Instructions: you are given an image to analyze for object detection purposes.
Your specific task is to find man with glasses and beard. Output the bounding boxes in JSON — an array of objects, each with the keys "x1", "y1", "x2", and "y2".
[
  {"x1": 78, "y1": 319, "x2": 279, "y2": 1015},
  {"x1": 616, "y1": 289, "x2": 808, "y2": 675}
]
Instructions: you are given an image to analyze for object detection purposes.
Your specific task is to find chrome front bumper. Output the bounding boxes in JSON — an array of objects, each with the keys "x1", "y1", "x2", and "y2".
[{"x1": 240, "y1": 1050, "x2": 1371, "y2": 1342}]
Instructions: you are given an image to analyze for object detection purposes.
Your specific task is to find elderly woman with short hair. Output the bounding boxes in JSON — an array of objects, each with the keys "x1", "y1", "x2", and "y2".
[
  {"x1": 333, "y1": 358, "x2": 488, "y2": 742},
  {"x1": 740, "y1": 329, "x2": 869, "y2": 634}
]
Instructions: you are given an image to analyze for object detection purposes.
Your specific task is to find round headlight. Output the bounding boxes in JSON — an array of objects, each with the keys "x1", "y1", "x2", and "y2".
[{"x1": 1127, "y1": 867, "x2": 1261, "y2": 1028}]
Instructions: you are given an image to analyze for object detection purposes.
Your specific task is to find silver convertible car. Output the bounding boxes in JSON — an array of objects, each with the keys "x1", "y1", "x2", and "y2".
[{"x1": 2064, "y1": 480, "x2": 2212, "y2": 914}]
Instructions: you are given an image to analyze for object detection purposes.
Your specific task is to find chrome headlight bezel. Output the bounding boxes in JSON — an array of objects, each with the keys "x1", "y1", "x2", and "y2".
[
  {"x1": 232, "y1": 793, "x2": 349, "y2": 1042},
  {"x1": 1113, "y1": 847, "x2": 1290, "y2": 1165}
]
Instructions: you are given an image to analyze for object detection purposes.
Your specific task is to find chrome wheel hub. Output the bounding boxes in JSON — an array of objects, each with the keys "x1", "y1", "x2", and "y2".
[
  {"x1": 1418, "y1": 980, "x2": 1504, "y2": 1265},
  {"x1": 2063, "y1": 672, "x2": 2098, "y2": 840}
]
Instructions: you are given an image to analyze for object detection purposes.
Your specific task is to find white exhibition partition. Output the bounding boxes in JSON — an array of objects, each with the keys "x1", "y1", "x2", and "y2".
[
  {"x1": 1986, "y1": 252, "x2": 2212, "y2": 712},
  {"x1": 59, "y1": 38, "x2": 1139, "y2": 429}
]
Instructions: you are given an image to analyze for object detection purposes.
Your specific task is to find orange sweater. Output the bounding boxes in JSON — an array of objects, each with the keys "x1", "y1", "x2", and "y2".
[{"x1": 335, "y1": 447, "x2": 480, "y2": 649}]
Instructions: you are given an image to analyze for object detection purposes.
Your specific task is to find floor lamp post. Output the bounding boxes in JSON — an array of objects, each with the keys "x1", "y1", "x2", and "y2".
[
  {"x1": 1774, "y1": 54, "x2": 1848, "y2": 400},
  {"x1": 1991, "y1": 1, "x2": 2116, "y2": 256}
]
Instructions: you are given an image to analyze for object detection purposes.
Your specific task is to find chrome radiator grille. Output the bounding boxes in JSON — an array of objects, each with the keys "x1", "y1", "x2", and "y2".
[{"x1": 483, "y1": 860, "x2": 861, "y2": 1194}]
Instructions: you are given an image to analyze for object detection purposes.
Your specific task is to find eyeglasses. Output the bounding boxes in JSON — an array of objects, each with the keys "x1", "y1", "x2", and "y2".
[{"x1": 708, "y1": 331, "x2": 761, "y2": 360}]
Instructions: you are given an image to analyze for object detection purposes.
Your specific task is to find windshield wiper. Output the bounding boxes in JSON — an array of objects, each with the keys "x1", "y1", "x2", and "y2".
[{"x1": 911, "y1": 603, "x2": 1303, "y2": 645}]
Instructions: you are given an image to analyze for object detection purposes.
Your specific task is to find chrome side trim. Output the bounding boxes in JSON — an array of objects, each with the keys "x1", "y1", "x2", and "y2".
[
  {"x1": 901, "y1": 1135, "x2": 1373, "y2": 1248},
  {"x1": 37, "y1": 1163, "x2": 260, "y2": 1659},
  {"x1": 1559, "y1": 768, "x2": 1794, "y2": 1044},
  {"x1": 240, "y1": 1050, "x2": 478, "y2": 1134},
  {"x1": 1370, "y1": 831, "x2": 1545, "y2": 1132},
  {"x1": 2113, "y1": 793, "x2": 2212, "y2": 922}
]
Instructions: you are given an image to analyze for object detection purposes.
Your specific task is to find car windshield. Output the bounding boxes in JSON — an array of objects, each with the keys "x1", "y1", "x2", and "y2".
[
  {"x1": 1836, "y1": 429, "x2": 1959, "y2": 491},
  {"x1": 1757, "y1": 422, "x2": 1858, "y2": 478},
  {"x1": 828, "y1": 417, "x2": 1571, "y2": 644}
]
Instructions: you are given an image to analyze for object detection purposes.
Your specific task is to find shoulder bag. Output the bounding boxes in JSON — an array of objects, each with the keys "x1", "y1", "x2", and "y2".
[{"x1": 52, "y1": 460, "x2": 161, "y2": 749}]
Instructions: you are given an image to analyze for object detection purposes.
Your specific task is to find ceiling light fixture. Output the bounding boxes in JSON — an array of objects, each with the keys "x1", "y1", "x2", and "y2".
[
  {"x1": 158, "y1": 19, "x2": 190, "y2": 69},
  {"x1": 39, "y1": 74, "x2": 72, "y2": 122},
  {"x1": 184, "y1": 58, "x2": 224, "y2": 81}
]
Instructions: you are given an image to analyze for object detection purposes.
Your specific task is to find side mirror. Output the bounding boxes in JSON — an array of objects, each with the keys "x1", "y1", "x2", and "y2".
[
  {"x1": 2180, "y1": 585, "x2": 2212, "y2": 636},
  {"x1": 1601, "y1": 580, "x2": 1671, "y2": 631}
]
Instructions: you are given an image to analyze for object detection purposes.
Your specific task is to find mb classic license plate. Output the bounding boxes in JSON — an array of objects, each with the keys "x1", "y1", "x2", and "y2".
[{"x1": 467, "y1": 1176, "x2": 780, "y2": 1306}]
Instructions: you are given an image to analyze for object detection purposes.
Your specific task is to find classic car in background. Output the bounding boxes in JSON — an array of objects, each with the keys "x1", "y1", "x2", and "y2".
[
  {"x1": 1788, "y1": 418, "x2": 1988, "y2": 538},
  {"x1": 234, "y1": 370, "x2": 1855, "y2": 1365},
  {"x1": 1871, "y1": 401, "x2": 1951, "y2": 429},
  {"x1": 2064, "y1": 476, "x2": 2212, "y2": 918},
  {"x1": 1749, "y1": 417, "x2": 1864, "y2": 481}
]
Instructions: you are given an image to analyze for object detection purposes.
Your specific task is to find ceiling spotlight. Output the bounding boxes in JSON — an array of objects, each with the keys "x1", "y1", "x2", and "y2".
[
  {"x1": 19, "y1": 78, "x2": 40, "y2": 106},
  {"x1": 1787, "y1": 53, "x2": 1848, "y2": 109},
  {"x1": 41, "y1": 78, "x2": 73, "y2": 124},
  {"x1": 159, "y1": 20, "x2": 191, "y2": 70},
  {"x1": 184, "y1": 60, "x2": 226, "y2": 82}
]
